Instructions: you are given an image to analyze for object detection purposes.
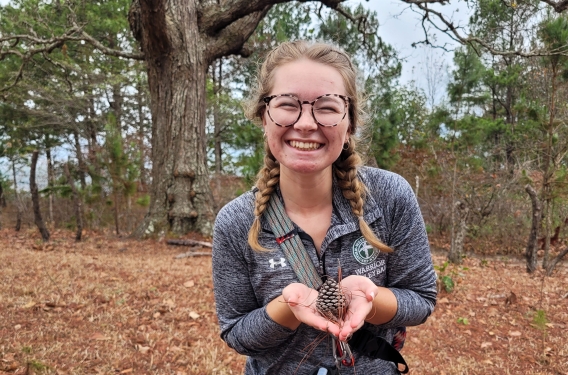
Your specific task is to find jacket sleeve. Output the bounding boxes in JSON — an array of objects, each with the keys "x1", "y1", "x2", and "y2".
[
  {"x1": 378, "y1": 173, "x2": 437, "y2": 329},
  {"x1": 212, "y1": 197, "x2": 296, "y2": 356}
]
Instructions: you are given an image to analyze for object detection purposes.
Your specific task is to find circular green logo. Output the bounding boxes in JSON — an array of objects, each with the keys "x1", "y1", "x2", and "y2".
[{"x1": 352, "y1": 236, "x2": 378, "y2": 265}]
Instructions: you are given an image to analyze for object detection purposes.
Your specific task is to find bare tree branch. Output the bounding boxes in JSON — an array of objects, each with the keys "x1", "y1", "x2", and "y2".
[
  {"x1": 205, "y1": 7, "x2": 272, "y2": 62},
  {"x1": 198, "y1": 0, "x2": 345, "y2": 35},
  {"x1": 540, "y1": 0, "x2": 568, "y2": 12},
  {"x1": 0, "y1": 28, "x2": 144, "y2": 62},
  {"x1": 75, "y1": 30, "x2": 144, "y2": 60},
  {"x1": 401, "y1": 0, "x2": 568, "y2": 11},
  {"x1": 402, "y1": 0, "x2": 568, "y2": 57}
]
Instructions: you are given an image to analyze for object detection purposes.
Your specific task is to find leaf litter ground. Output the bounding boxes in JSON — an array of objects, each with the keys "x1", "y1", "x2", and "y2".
[{"x1": 0, "y1": 229, "x2": 567, "y2": 375}]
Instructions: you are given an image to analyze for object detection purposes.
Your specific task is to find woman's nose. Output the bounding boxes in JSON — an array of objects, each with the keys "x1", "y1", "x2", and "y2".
[{"x1": 293, "y1": 105, "x2": 318, "y2": 131}]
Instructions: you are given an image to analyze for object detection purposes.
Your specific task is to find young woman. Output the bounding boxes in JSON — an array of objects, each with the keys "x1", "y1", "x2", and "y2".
[{"x1": 212, "y1": 41, "x2": 437, "y2": 374}]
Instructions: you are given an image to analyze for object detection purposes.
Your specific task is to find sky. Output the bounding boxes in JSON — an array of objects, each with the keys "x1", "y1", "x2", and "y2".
[{"x1": 358, "y1": 0, "x2": 468, "y2": 105}]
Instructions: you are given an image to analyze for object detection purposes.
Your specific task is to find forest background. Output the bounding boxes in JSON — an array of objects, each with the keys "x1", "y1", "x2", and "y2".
[
  {"x1": 1, "y1": 0, "x2": 568, "y2": 272},
  {"x1": 0, "y1": 0, "x2": 568, "y2": 374}
]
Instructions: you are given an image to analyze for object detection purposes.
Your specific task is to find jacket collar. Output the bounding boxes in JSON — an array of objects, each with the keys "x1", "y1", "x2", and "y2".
[{"x1": 257, "y1": 168, "x2": 382, "y2": 235}]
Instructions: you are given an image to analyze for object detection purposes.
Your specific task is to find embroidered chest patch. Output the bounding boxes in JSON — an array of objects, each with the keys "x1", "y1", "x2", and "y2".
[{"x1": 352, "y1": 236, "x2": 378, "y2": 265}]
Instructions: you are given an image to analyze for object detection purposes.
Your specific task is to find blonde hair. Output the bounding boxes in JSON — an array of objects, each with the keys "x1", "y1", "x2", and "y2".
[{"x1": 246, "y1": 40, "x2": 392, "y2": 253}]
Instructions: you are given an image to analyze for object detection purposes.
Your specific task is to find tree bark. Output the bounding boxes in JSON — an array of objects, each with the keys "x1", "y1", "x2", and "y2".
[
  {"x1": 64, "y1": 162, "x2": 83, "y2": 241},
  {"x1": 30, "y1": 151, "x2": 50, "y2": 241},
  {"x1": 129, "y1": 0, "x2": 270, "y2": 238},
  {"x1": 12, "y1": 160, "x2": 22, "y2": 232},
  {"x1": 0, "y1": 180, "x2": 4, "y2": 230},
  {"x1": 46, "y1": 146, "x2": 54, "y2": 225},
  {"x1": 525, "y1": 184, "x2": 541, "y2": 273},
  {"x1": 73, "y1": 130, "x2": 87, "y2": 190},
  {"x1": 136, "y1": 79, "x2": 148, "y2": 191},
  {"x1": 213, "y1": 59, "x2": 223, "y2": 175},
  {"x1": 448, "y1": 155, "x2": 458, "y2": 263},
  {"x1": 546, "y1": 245, "x2": 568, "y2": 276},
  {"x1": 541, "y1": 64, "x2": 558, "y2": 270},
  {"x1": 448, "y1": 200, "x2": 467, "y2": 264},
  {"x1": 113, "y1": 190, "x2": 120, "y2": 235}
]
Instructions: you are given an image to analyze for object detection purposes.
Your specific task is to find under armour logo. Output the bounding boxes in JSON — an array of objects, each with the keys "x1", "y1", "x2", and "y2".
[{"x1": 269, "y1": 258, "x2": 287, "y2": 268}]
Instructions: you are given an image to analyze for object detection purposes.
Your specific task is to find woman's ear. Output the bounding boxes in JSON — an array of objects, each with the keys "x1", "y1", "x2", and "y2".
[{"x1": 262, "y1": 109, "x2": 268, "y2": 128}]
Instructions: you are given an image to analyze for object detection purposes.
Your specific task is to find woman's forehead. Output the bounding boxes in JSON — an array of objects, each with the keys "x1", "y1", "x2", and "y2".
[{"x1": 269, "y1": 59, "x2": 346, "y2": 98}]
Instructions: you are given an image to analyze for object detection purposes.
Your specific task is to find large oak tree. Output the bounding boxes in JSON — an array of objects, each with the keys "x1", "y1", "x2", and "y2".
[{"x1": 126, "y1": 0, "x2": 356, "y2": 238}]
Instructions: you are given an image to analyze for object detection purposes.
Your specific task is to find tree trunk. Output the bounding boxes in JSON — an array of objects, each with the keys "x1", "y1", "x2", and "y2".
[
  {"x1": 449, "y1": 156, "x2": 458, "y2": 263},
  {"x1": 525, "y1": 184, "x2": 541, "y2": 273},
  {"x1": 129, "y1": 0, "x2": 269, "y2": 238},
  {"x1": 12, "y1": 160, "x2": 22, "y2": 232},
  {"x1": 64, "y1": 162, "x2": 83, "y2": 241},
  {"x1": 542, "y1": 199, "x2": 552, "y2": 269},
  {"x1": 214, "y1": 58, "x2": 223, "y2": 175},
  {"x1": 30, "y1": 151, "x2": 50, "y2": 241},
  {"x1": 414, "y1": 175, "x2": 420, "y2": 199},
  {"x1": 86, "y1": 97, "x2": 102, "y2": 182},
  {"x1": 0, "y1": 180, "x2": 4, "y2": 230},
  {"x1": 130, "y1": 0, "x2": 212, "y2": 238},
  {"x1": 448, "y1": 201, "x2": 467, "y2": 264},
  {"x1": 546, "y1": 246, "x2": 568, "y2": 276},
  {"x1": 114, "y1": 189, "x2": 120, "y2": 235},
  {"x1": 540, "y1": 66, "x2": 557, "y2": 270},
  {"x1": 73, "y1": 130, "x2": 87, "y2": 190},
  {"x1": 136, "y1": 79, "x2": 148, "y2": 191},
  {"x1": 46, "y1": 147, "x2": 54, "y2": 225},
  {"x1": 110, "y1": 83, "x2": 124, "y2": 132}
]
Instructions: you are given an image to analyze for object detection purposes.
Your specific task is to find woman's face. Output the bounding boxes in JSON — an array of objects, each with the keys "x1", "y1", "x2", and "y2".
[{"x1": 262, "y1": 59, "x2": 351, "y2": 177}]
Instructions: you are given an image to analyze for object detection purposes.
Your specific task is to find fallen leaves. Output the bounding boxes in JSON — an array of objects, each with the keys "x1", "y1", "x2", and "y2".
[
  {"x1": 31, "y1": 243, "x2": 55, "y2": 252},
  {"x1": 183, "y1": 280, "x2": 195, "y2": 288},
  {"x1": 90, "y1": 332, "x2": 111, "y2": 341},
  {"x1": 1, "y1": 229, "x2": 567, "y2": 375},
  {"x1": 21, "y1": 301, "x2": 36, "y2": 309},
  {"x1": 505, "y1": 291, "x2": 518, "y2": 306},
  {"x1": 136, "y1": 345, "x2": 151, "y2": 354},
  {"x1": 408, "y1": 253, "x2": 568, "y2": 374},
  {"x1": 0, "y1": 353, "x2": 19, "y2": 372}
]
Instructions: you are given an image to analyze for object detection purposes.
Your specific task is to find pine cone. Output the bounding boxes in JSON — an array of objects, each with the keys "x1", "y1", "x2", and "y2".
[{"x1": 316, "y1": 278, "x2": 347, "y2": 322}]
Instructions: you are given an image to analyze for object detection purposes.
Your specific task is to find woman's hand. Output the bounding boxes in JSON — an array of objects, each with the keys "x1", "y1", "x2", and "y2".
[
  {"x1": 281, "y1": 283, "x2": 342, "y2": 337},
  {"x1": 337, "y1": 275, "x2": 379, "y2": 341}
]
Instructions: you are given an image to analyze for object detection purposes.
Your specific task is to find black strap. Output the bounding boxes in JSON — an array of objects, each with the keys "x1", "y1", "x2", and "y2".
[{"x1": 349, "y1": 329, "x2": 409, "y2": 374}]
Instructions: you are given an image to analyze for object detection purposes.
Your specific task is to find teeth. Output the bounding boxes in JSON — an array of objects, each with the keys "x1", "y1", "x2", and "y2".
[{"x1": 290, "y1": 141, "x2": 321, "y2": 150}]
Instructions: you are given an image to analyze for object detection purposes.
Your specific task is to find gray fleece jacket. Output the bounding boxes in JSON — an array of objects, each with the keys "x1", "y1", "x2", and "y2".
[{"x1": 212, "y1": 167, "x2": 437, "y2": 374}]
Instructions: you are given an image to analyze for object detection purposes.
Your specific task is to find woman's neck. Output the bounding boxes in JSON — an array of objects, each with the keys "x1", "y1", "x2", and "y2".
[{"x1": 279, "y1": 166, "x2": 333, "y2": 215}]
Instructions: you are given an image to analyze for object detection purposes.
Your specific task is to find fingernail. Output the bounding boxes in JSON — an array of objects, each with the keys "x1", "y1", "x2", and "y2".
[{"x1": 370, "y1": 292, "x2": 375, "y2": 300}]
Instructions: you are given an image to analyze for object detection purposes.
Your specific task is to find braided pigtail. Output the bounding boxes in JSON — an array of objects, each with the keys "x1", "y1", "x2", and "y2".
[
  {"x1": 335, "y1": 139, "x2": 392, "y2": 253},
  {"x1": 248, "y1": 149, "x2": 280, "y2": 252}
]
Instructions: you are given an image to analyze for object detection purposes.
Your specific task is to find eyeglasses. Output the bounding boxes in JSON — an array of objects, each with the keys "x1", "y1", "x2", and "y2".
[{"x1": 263, "y1": 93, "x2": 350, "y2": 127}]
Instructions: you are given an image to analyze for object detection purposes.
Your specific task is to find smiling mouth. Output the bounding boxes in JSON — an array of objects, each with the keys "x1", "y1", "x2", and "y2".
[{"x1": 289, "y1": 140, "x2": 322, "y2": 151}]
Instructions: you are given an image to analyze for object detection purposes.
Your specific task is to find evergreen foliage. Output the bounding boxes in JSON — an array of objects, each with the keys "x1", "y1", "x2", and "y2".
[{"x1": 0, "y1": 0, "x2": 567, "y2": 272}]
